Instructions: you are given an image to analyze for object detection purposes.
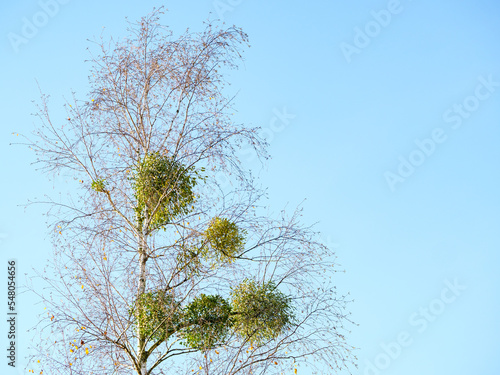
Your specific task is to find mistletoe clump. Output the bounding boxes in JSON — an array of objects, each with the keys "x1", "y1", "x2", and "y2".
[
  {"x1": 231, "y1": 279, "x2": 294, "y2": 344},
  {"x1": 132, "y1": 283, "x2": 295, "y2": 350},
  {"x1": 133, "y1": 291, "x2": 181, "y2": 342},
  {"x1": 181, "y1": 294, "x2": 232, "y2": 350},
  {"x1": 91, "y1": 178, "x2": 107, "y2": 193},
  {"x1": 132, "y1": 153, "x2": 197, "y2": 228},
  {"x1": 204, "y1": 217, "x2": 246, "y2": 263}
]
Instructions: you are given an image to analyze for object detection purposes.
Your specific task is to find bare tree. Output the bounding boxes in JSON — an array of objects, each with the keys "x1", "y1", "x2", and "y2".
[{"x1": 22, "y1": 8, "x2": 355, "y2": 375}]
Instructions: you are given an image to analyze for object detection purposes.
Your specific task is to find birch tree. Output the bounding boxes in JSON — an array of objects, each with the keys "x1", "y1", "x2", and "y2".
[{"x1": 23, "y1": 8, "x2": 355, "y2": 375}]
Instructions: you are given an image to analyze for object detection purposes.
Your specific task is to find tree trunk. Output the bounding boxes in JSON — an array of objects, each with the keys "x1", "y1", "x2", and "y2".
[{"x1": 137, "y1": 216, "x2": 148, "y2": 375}]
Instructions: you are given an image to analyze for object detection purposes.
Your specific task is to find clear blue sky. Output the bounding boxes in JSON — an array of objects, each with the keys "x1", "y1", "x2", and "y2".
[{"x1": 1, "y1": 1, "x2": 499, "y2": 374}]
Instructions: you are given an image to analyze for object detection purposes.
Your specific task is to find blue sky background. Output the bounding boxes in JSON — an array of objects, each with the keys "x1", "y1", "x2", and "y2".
[{"x1": 1, "y1": 1, "x2": 499, "y2": 374}]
